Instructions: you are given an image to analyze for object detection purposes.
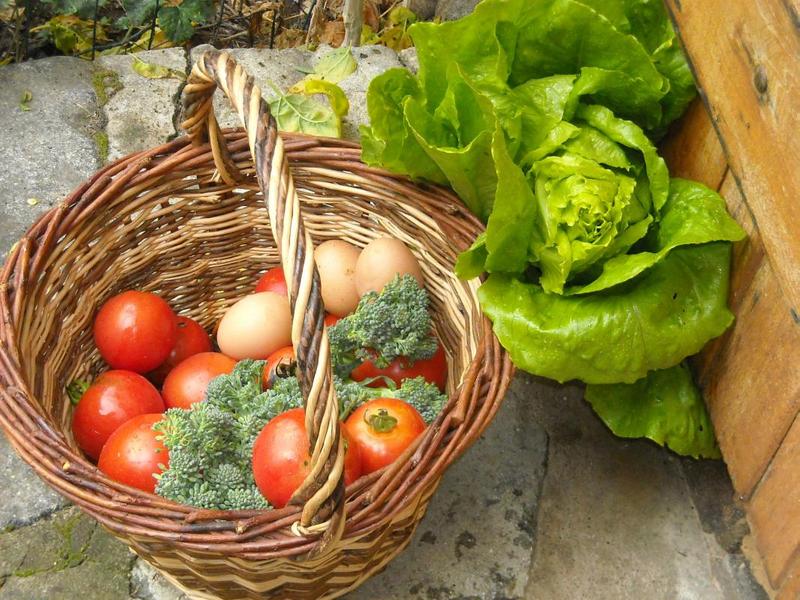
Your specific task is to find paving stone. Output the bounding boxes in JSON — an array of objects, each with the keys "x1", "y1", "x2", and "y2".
[
  {"x1": 97, "y1": 48, "x2": 188, "y2": 162},
  {"x1": 0, "y1": 506, "x2": 133, "y2": 599},
  {"x1": 0, "y1": 434, "x2": 68, "y2": 530},
  {"x1": 0, "y1": 56, "x2": 100, "y2": 254},
  {"x1": 129, "y1": 559, "x2": 188, "y2": 600},
  {"x1": 403, "y1": 0, "x2": 439, "y2": 20},
  {"x1": 350, "y1": 378, "x2": 548, "y2": 599},
  {"x1": 398, "y1": 47, "x2": 419, "y2": 74},
  {"x1": 517, "y1": 374, "x2": 750, "y2": 600}
]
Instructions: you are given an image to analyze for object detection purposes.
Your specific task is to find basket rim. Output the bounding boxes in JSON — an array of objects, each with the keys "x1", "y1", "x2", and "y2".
[{"x1": 0, "y1": 129, "x2": 514, "y2": 560}]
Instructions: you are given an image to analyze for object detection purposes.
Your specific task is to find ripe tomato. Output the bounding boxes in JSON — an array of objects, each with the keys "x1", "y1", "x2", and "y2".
[
  {"x1": 93, "y1": 291, "x2": 178, "y2": 373},
  {"x1": 148, "y1": 316, "x2": 212, "y2": 385},
  {"x1": 162, "y1": 352, "x2": 237, "y2": 409},
  {"x1": 252, "y1": 408, "x2": 361, "y2": 508},
  {"x1": 255, "y1": 267, "x2": 288, "y2": 295},
  {"x1": 351, "y1": 344, "x2": 447, "y2": 391},
  {"x1": 344, "y1": 398, "x2": 425, "y2": 475},
  {"x1": 71, "y1": 370, "x2": 164, "y2": 461},
  {"x1": 98, "y1": 413, "x2": 168, "y2": 493},
  {"x1": 324, "y1": 313, "x2": 341, "y2": 328},
  {"x1": 261, "y1": 346, "x2": 296, "y2": 390}
]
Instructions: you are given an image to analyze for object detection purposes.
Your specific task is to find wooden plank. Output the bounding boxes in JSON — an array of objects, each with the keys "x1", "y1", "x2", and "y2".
[
  {"x1": 666, "y1": 0, "x2": 800, "y2": 317},
  {"x1": 749, "y1": 412, "x2": 800, "y2": 587},
  {"x1": 660, "y1": 98, "x2": 728, "y2": 190},
  {"x1": 695, "y1": 174, "x2": 800, "y2": 495},
  {"x1": 778, "y1": 553, "x2": 800, "y2": 600}
]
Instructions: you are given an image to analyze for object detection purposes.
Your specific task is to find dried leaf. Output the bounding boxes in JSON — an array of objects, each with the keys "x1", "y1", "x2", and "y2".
[
  {"x1": 378, "y1": 6, "x2": 417, "y2": 51},
  {"x1": 289, "y1": 79, "x2": 349, "y2": 119},
  {"x1": 132, "y1": 56, "x2": 186, "y2": 81},
  {"x1": 268, "y1": 89, "x2": 340, "y2": 138},
  {"x1": 19, "y1": 90, "x2": 32, "y2": 112},
  {"x1": 275, "y1": 28, "x2": 306, "y2": 49},
  {"x1": 319, "y1": 20, "x2": 345, "y2": 47},
  {"x1": 363, "y1": 0, "x2": 381, "y2": 31},
  {"x1": 31, "y1": 15, "x2": 108, "y2": 55}
]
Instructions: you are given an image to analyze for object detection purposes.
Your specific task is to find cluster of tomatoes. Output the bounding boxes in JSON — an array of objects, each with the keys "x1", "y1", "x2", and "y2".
[{"x1": 71, "y1": 236, "x2": 446, "y2": 509}]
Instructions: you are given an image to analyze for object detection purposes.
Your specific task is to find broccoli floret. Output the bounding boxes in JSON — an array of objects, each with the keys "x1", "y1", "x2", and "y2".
[
  {"x1": 153, "y1": 359, "x2": 282, "y2": 511},
  {"x1": 329, "y1": 274, "x2": 439, "y2": 376},
  {"x1": 391, "y1": 377, "x2": 447, "y2": 424},
  {"x1": 335, "y1": 376, "x2": 375, "y2": 420}
]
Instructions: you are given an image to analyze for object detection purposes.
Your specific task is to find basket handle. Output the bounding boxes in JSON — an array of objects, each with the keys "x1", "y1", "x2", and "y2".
[{"x1": 181, "y1": 50, "x2": 346, "y2": 552}]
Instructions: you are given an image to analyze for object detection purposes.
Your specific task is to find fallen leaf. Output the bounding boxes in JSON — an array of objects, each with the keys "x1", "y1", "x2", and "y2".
[
  {"x1": 274, "y1": 27, "x2": 306, "y2": 48},
  {"x1": 31, "y1": 15, "x2": 108, "y2": 55},
  {"x1": 268, "y1": 89, "x2": 340, "y2": 138},
  {"x1": 132, "y1": 56, "x2": 186, "y2": 80},
  {"x1": 360, "y1": 24, "x2": 380, "y2": 45},
  {"x1": 19, "y1": 90, "x2": 32, "y2": 111},
  {"x1": 308, "y1": 46, "x2": 356, "y2": 83},
  {"x1": 26, "y1": 197, "x2": 39, "y2": 206},
  {"x1": 319, "y1": 20, "x2": 345, "y2": 47},
  {"x1": 289, "y1": 79, "x2": 349, "y2": 119},
  {"x1": 363, "y1": 0, "x2": 380, "y2": 31}
]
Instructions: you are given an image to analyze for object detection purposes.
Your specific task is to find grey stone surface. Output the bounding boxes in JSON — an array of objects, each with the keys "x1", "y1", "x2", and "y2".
[
  {"x1": 350, "y1": 382, "x2": 548, "y2": 599},
  {"x1": 398, "y1": 47, "x2": 419, "y2": 74},
  {"x1": 435, "y1": 0, "x2": 481, "y2": 20},
  {"x1": 403, "y1": 0, "x2": 439, "y2": 20},
  {"x1": 130, "y1": 560, "x2": 187, "y2": 600},
  {"x1": 0, "y1": 432, "x2": 68, "y2": 530},
  {"x1": 0, "y1": 507, "x2": 133, "y2": 598},
  {"x1": 519, "y1": 374, "x2": 747, "y2": 600},
  {"x1": 97, "y1": 48, "x2": 188, "y2": 162},
  {"x1": 0, "y1": 56, "x2": 100, "y2": 253}
]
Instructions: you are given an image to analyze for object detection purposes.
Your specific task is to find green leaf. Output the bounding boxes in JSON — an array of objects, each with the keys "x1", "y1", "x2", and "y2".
[
  {"x1": 307, "y1": 47, "x2": 357, "y2": 84},
  {"x1": 158, "y1": 0, "x2": 213, "y2": 43},
  {"x1": 119, "y1": 0, "x2": 158, "y2": 27},
  {"x1": 43, "y1": 0, "x2": 108, "y2": 19},
  {"x1": 585, "y1": 363, "x2": 721, "y2": 459},
  {"x1": 131, "y1": 57, "x2": 186, "y2": 81},
  {"x1": 31, "y1": 15, "x2": 108, "y2": 55},
  {"x1": 268, "y1": 90, "x2": 340, "y2": 138},
  {"x1": 19, "y1": 90, "x2": 32, "y2": 111},
  {"x1": 288, "y1": 78, "x2": 349, "y2": 119},
  {"x1": 478, "y1": 243, "x2": 736, "y2": 384}
]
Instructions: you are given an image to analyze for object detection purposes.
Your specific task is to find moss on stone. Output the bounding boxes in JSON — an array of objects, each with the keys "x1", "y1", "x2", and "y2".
[
  {"x1": 91, "y1": 69, "x2": 123, "y2": 107},
  {"x1": 93, "y1": 130, "x2": 109, "y2": 165}
]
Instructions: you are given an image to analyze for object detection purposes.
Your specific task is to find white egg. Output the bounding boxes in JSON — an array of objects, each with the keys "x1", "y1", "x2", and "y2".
[
  {"x1": 355, "y1": 237, "x2": 424, "y2": 296},
  {"x1": 315, "y1": 240, "x2": 362, "y2": 317},
  {"x1": 217, "y1": 292, "x2": 292, "y2": 360}
]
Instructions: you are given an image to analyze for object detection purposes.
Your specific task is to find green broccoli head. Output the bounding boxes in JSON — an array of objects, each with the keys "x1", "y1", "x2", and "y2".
[
  {"x1": 391, "y1": 376, "x2": 448, "y2": 424},
  {"x1": 329, "y1": 274, "x2": 439, "y2": 376}
]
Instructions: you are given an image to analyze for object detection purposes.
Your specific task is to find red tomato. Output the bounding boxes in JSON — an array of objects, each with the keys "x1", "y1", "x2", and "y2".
[
  {"x1": 148, "y1": 316, "x2": 212, "y2": 385},
  {"x1": 162, "y1": 352, "x2": 237, "y2": 409},
  {"x1": 252, "y1": 408, "x2": 361, "y2": 508},
  {"x1": 255, "y1": 267, "x2": 288, "y2": 295},
  {"x1": 324, "y1": 313, "x2": 341, "y2": 327},
  {"x1": 97, "y1": 413, "x2": 168, "y2": 493},
  {"x1": 93, "y1": 291, "x2": 178, "y2": 373},
  {"x1": 351, "y1": 344, "x2": 447, "y2": 391},
  {"x1": 71, "y1": 370, "x2": 164, "y2": 461},
  {"x1": 261, "y1": 346, "x2": 296, "y2": 390},
  {"x1": 344, "y1": 398, "x2": 425, "y2": 475}
]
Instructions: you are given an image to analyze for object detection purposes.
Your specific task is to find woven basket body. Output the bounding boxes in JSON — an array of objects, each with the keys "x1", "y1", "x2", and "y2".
[{"x1": 0, "y1": 53, "x2": 512, "y2": 600}]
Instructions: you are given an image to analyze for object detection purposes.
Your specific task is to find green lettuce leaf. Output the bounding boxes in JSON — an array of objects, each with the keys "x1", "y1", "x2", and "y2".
[
  {"x1": 585, "y1": 363, "x2": 721, "y2": 458},
  {"x1": 478, "y1": 242, "x2": 735, "y2": 384}
]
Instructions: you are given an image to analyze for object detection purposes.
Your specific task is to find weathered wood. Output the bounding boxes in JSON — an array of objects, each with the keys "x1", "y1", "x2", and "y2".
[
  {"x1": 660, "y1": 98, "x2": 728, "y2": 190},
  {"x1": 666, "y1": 0, "x2": 800, "y2": 317},
  {"x1": 748, "y1": 410, "x2": 800, "y2": 587}
]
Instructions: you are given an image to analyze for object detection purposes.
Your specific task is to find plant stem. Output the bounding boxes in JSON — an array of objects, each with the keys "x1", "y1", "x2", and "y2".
[{"x1": 343, "y1": 0, "x2": 363, "y2": 47}]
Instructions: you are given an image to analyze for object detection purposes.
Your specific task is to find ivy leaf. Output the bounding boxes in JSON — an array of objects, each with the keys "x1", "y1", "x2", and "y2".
[
  {"x1": 132, "y1": 56, "x2": 186, "y2": 80},
  {"x1": 118, "y1": 0, "x2": 158, "y2": 27},
  {"x1": 288, "y1": 79, "x2": 349, "y2": 119},
  {"x1": 31, "y1": 15, "x2": 108, "y2": 55},
  {"x1": 159, "y1": 0, "x2": 213, "y2": 43},
  {"x1": 43, "y1": 0, "x2": 108, "y2": 19},
  {"x1": 267, "y1": 89, "x2": 340, "y2": 138}
]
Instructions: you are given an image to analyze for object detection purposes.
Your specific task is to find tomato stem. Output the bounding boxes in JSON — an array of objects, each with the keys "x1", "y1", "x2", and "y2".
[
  {"x1": 66, "y1": 380, "x2": 90, "y2": 405},
  {"x1": 365, "y1": 408, "x2": 398, "y2": 433}
]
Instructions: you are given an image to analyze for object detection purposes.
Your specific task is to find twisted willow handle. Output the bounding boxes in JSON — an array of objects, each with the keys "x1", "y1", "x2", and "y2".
[{"x1": 181, "y1": 50, "x2": 345, "y2": 552}]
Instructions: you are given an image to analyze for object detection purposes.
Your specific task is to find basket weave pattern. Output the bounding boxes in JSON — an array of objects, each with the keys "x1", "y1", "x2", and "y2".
[{"x1": 0, "y1": 52, "x2": 513, "y2": 599}]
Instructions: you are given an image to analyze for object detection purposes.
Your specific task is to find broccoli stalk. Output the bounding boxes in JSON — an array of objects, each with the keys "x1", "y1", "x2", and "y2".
[{"x1": 328, "y1": 274, "x2": 439, "y2": 377}]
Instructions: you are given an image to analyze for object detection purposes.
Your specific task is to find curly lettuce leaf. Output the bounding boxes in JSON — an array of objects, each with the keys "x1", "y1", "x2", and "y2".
[
  {"x1": 478, "y1": 242, "x2": 735, "y2": 384},
  {"x1": 585, "y1": 363, "x2": 721, "y2": 458}
]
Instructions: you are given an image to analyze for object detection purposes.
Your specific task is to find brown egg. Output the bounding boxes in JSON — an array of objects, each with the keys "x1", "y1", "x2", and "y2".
[
  {"x1": 314, "y1": 240, "x2": 361, "y2": 317},
  {"x1": 217, "y1": 292, "x2": 292, "y2": 360},
  {"x1": 354, "y1": 237, "x2": 424, "y2": 296}
]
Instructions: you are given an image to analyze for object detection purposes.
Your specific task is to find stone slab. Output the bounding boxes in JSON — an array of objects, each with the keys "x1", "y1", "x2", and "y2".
[
  {"x1": 0, "y1": 56, "x2": 100, "y2": 254},
  {"x1": 97, "y1": 48, "x2": 188, "y2": 162}
]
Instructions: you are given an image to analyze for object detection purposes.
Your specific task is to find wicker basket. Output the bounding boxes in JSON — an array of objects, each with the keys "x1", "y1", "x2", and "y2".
[{"x1": 0, "y1": 50, "x2": 512, "y2": 599}]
